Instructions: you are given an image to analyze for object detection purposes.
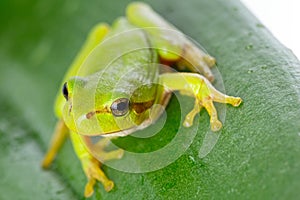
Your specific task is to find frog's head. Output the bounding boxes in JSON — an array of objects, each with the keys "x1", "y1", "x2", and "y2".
[{"x1": 61, "y1": 72, "x2": 156, "y2": 136}]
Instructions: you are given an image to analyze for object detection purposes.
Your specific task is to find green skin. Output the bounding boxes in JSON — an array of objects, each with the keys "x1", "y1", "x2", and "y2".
[
  {"x1": 60, "y1": 18, "x2": 161, "y2": 136},
  {"x1": 43, "y1": 2, "x2": 242, "y2": 197}
]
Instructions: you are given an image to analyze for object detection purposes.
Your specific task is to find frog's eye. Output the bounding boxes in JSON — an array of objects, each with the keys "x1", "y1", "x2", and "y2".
[
  {"x1": 110, "y1": 98, "x2": 130, "y2": 117},
  {"x1": 62, "y1": 82, "x2": 69, "y2": 100}
]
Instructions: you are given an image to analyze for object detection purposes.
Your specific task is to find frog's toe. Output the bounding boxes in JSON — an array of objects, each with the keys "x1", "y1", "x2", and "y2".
[
  {"x1": 210, "y1": 119, "x2": 222, "y2": 132},
  {"x1": 183, "y1": 100, "x2": 202, "y2": 128},
  {"x1": 231, "y1": 97, "x2": 242, "y2": 107},
  {"x1": 92, "y1": 166, "x2": 114, "y2": 192},
  {"x1": 84, "y1": 178, "x2": 96, "y2": 197},
  {"x1": 103, "y1": 180, "x2": 114, "y2": 192},
  {"x1": 183, "y1": 118, "x2": 193, "y2": 127},
  {"x1": 183, "y1": 112, "x2": 197, "y2": 127},
  {"x1": 84, "y1": 177, "x2": 113, "y2": 197}
]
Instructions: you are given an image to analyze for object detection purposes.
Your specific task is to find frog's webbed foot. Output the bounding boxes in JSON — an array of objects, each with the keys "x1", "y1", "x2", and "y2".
[
  {"x1": 70, "y1": 133, "x2": 124, "y2": 197},
  {"x1": 82, "y1": 157, "x2": 114, "y2": 197},
  {"x1": 83, "y1": 137, "x2": 124, "y2": 197},
  {"x1": 191, "y1": 76, "x2": 242, "y2": 131},
  {"x1": 160, "y1": 73, "x2": 242, "y2": 131}
]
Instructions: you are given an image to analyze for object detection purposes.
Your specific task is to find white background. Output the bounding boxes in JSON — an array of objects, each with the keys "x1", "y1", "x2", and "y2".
[{"x1": 242, "y1": 0, "x2": 300, "y2": 59}]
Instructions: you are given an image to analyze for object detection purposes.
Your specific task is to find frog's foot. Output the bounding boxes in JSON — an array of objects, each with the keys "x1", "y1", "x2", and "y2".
[
  {"x1": 183, "y1": 96, "x2": 223, "y2": 131},
  {"x1": 71, "y1": 134, "x2": 124, "y2": 197},
  {"x1": 82, "y1": 146, "x2": 123, "y2": 197},
  {"x1": 160, "y1": 73, "x2": 242, "y2": 131},
  {"x1": 82, "y1": 157, "x2": 114, "y2": 197},
  {"x1": 192, "y1": 77, "x2": 242, "y2": 131}
]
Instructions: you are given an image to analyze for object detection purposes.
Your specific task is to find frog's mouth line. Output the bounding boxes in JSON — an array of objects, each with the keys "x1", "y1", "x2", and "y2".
[
  {"x1": 78, "y1": 116, "x2": 152, "y2": 137},
  {"x1": 98, "y1": 118, "x2": 153, "y2": 137}
]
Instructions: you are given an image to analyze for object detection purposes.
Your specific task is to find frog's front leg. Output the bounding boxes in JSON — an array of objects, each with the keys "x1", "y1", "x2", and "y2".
[
  {"x1": 159, "y1": 73, "x2": 242, "y2": 131},
  {"x1": 70, "y1": 132, "x2": 123, "y2": 197}
]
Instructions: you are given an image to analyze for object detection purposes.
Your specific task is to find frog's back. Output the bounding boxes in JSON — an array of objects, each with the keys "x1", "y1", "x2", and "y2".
[
  {"x1": 78, "y1": 17, "x2": 157, "y2": 77},
  {"x1": 78, "y1": 17, "x2": 159, "y2": 105},
  {"x1": 55, "y1": 18, "x2": 159, "y2": 118}
]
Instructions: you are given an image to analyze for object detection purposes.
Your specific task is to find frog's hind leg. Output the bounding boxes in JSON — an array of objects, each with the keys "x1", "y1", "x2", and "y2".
[
  {"x1": 177, "y1": 42, "x2": 216, "y2": 82},
  {"x1": 126, "y1": 2, "x2": 215, "y2": 81}
]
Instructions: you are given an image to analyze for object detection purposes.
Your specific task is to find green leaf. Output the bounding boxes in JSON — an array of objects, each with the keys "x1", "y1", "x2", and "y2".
[{"x1": 1, "y1": 0, "x2": 300, "y2": 199}]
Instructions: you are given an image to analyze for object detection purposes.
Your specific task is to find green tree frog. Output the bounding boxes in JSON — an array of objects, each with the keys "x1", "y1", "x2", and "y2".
[{"x1": 42, "y1": 2, "x2": 242, "y2": 198}]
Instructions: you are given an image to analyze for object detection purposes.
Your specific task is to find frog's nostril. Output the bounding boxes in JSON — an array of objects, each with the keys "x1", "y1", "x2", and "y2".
[{"x1": 86, "y1": 111, "x2": 95, "y2": 119}]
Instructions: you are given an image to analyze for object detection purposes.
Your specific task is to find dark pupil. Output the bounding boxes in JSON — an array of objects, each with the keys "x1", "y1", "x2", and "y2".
[
  {"x1": 111, "y1": 98, "x2": 130, "y2": 117},
  {"x1": 62, "y1": 82, "x2": 68, "y2": 100},
  {"x1": 117, "y1": 101, "x2": 128, "y2": 111}
]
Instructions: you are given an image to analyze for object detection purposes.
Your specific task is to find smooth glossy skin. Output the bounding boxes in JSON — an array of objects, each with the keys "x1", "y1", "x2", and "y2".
[
  {"x1": 61, "y1": 19, "x2": 159, "y2": 136},
  {"x1": 42, "y1": 2, "x2": 242, "y2": 198}
]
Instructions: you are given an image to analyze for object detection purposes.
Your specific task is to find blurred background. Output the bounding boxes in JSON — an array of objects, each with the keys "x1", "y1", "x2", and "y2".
[
  {"x1": 242, "y1": 0, "x2": 300, "y2": 59},
  {"x1": 0, "y1": 1, "x2": 300, "y2": 199}
]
